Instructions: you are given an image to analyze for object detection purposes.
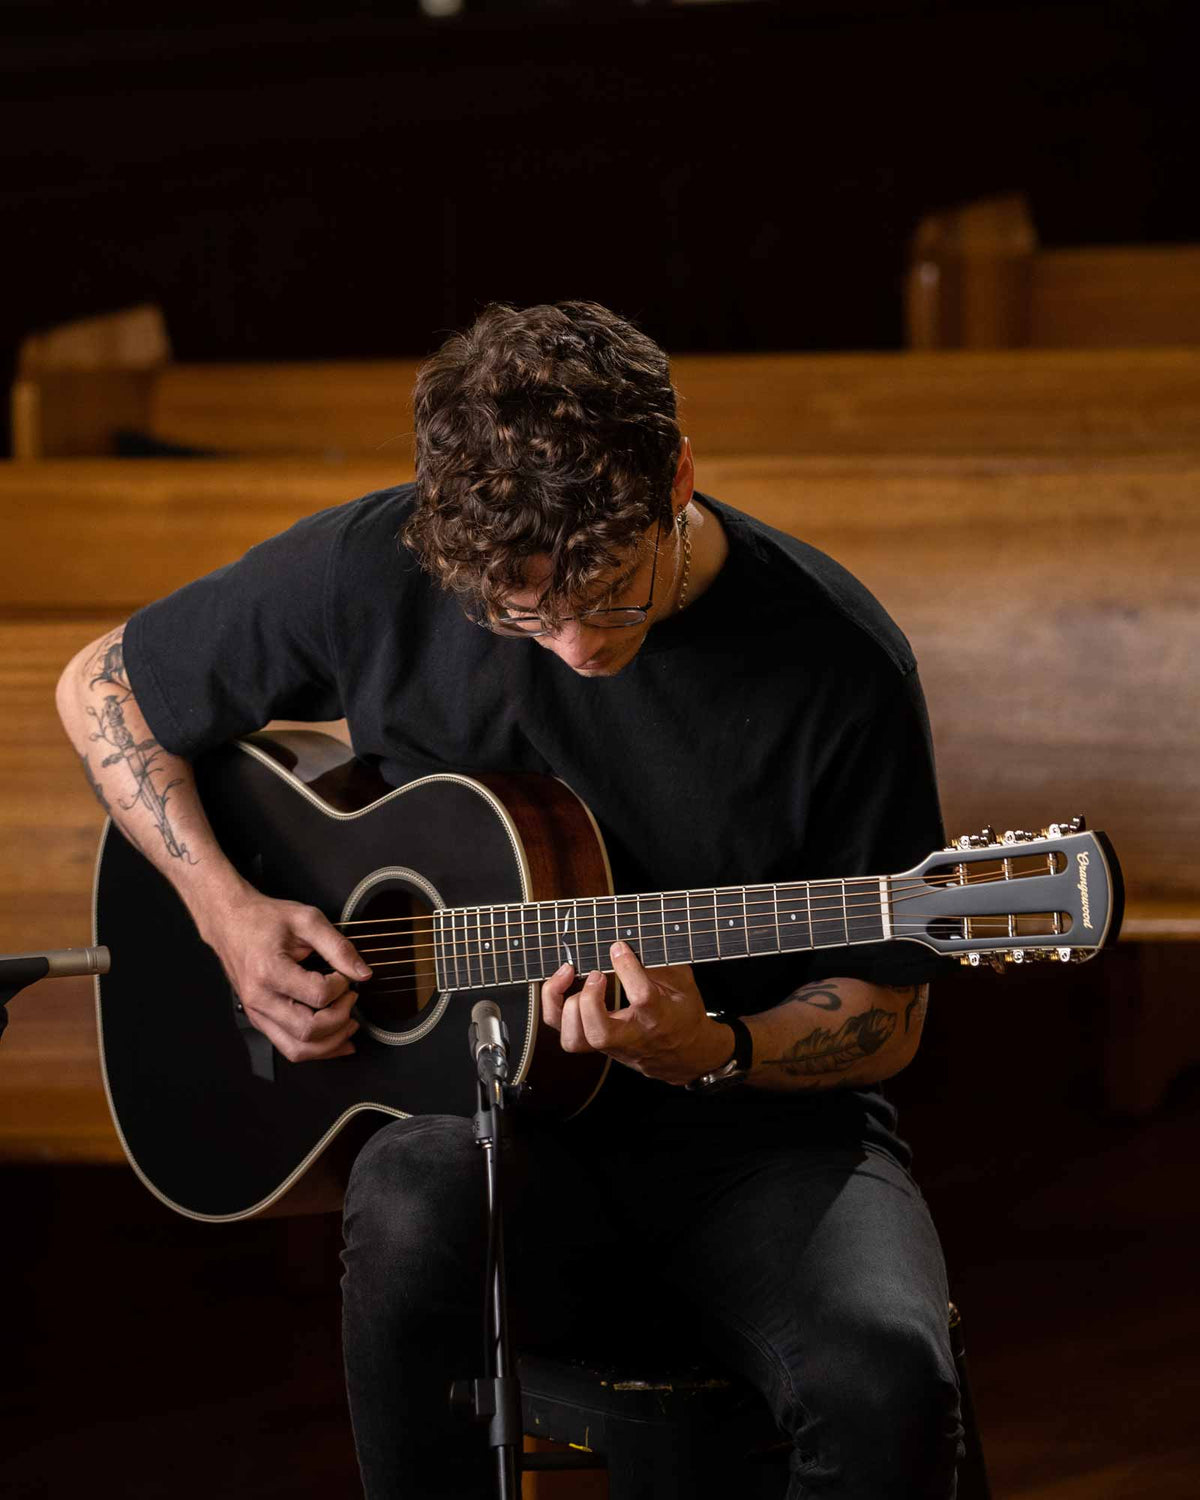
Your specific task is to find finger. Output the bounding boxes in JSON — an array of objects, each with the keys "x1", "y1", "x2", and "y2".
[
  {"x1": 245, "y1": 997, "x2": 360, "y2": 1063},
  {"x1": 251, "y1": 985, "x2": 357, "y2": 1043},
  {"x1": 559, "y1": 993, "x2": 598, "y2": 1055},
  {"x1": 295, "y1": 907, "x2": 373, "y2": 985},
  {"x1": 293, "y1": 987, "x2": 359, "y2": 1037},
  {"x1": 269, "y1": 957, "x2": 337, "y2": 1012},
  {"x1": 609, "y1": 941, "x2": 653, "y2": 1006},
  {"x1": 314, "y1": 970, "x2": 353, "y2": 1010},
  {"x1": 576, "y1": 971, "x2": 617, "y2": 1049},
  {"x1": 540, "y1": 962, "x2": 574, "y2": 1031}
]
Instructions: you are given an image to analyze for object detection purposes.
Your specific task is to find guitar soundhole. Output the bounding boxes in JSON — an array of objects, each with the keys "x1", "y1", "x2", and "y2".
[{"x1": 349, "y1": 878, "x2": 440, "y2": 1034}]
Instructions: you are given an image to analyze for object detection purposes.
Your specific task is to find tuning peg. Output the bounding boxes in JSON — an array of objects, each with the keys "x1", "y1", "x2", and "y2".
[
  {"x1": 1002, "y1": 829, "x2": 1038, "y2": 845},
  {"x1": 955, "y1": 829, "x2": 998, "y2": 850},
  {"x1": 1048, "y1": 816, "x2": 1087, "y2": 837},
  {"x1": 959, "y1": 951, "x2": 1008, "y2": 972}
]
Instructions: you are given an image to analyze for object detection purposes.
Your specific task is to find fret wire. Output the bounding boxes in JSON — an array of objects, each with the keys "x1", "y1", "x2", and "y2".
[
  {"x1": 515, "y1": 902, "x2": 527, "y2": 984},
  {"x1": 841, "y1": 878, "x2": 849, "y2": 945},
  {"x1": 772, "y1": 884, "x2": 781, "y2": 953},
  {"x1": 393, "y1": 896, "x2": 906, "y2": 969}
]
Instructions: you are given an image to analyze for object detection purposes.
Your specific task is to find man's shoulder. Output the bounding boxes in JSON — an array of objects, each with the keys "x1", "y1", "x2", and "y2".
[{"x1": 701, "y1": 493, "x2": 917, "y2": 679}]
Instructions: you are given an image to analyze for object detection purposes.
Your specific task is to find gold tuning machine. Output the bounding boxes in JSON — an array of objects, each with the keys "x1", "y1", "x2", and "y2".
[
  {"x1": 959, "y1": 946, "x2": 1085, "y2": 969},
  {"x1": 954, "y1": 826, "x2": 1000, "y2": 850}
]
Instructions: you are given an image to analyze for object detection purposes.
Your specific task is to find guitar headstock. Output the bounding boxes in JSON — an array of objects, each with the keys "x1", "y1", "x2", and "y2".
[{"x1": 893, "y1": 816, "x2": 1124, "y2": 967}]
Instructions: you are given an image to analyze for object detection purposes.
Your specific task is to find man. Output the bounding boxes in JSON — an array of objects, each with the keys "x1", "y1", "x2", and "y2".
[{"x1": 58, "y1": 301, "x2": 962, "y2": 1497}]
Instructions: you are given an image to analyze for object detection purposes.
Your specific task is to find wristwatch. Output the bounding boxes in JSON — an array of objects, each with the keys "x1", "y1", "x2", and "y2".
[{"x1": 686, "y1": 1011, "x2": 753, "y2": 1093}]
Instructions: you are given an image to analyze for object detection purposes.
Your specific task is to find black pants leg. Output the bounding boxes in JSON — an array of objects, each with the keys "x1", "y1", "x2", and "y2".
[{"x1": 341, "y1": 1116, "x2": 961, "y2": 1499}]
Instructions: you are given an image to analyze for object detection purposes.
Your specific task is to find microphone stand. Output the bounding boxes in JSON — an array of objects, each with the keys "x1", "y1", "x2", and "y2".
[{"x1": 450, "y1": 1006, "x2": 523, "y2": 1500}]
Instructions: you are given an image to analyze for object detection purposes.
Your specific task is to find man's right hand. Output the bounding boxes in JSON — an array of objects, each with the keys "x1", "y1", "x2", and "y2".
[{"x1": 202, "y1": 890, "x2": 373, "y2": 1063}]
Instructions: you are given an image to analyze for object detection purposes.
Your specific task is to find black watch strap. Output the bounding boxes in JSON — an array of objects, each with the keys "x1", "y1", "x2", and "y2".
[{"x1": 686, "y1": 1012, "x2": 753, "y2": 1092}]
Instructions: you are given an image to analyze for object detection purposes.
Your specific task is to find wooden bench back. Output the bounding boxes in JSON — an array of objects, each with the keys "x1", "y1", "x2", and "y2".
[
  {"x1": 908, "y1": 193, "x2": 1200, "y2": 349},
  {"x1": 3, "y1": 454, "x2": 1193, "y2": 913},
  {"x1": 15, "y1": 339, "x2": 1200, "y2": 459}
]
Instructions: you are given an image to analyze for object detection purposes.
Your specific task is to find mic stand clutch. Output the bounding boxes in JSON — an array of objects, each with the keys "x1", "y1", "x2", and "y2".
[{"x1": 450, "y1": 1001, "x2": 524, "y2": 1500}]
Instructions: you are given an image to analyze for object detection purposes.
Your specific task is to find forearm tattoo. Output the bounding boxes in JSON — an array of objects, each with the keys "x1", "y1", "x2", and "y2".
[
  {"x1": 762, "y1": 1008, "x2": 897, "y2": 1077},
  {"x1": 788, "y1": 979, "x2": 843, "y2": 1011},
  {"x1": 887, "y1": 983, "x2": 929, "y2": 1033},
  {"x1": 83, "y1": 631, "x2": 195, "y2": 863}
]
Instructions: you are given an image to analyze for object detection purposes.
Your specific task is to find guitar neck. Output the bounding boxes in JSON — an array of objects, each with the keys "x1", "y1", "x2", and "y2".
[{"x1": 431, "y1": 878, "x2": 893, "y2": 993}]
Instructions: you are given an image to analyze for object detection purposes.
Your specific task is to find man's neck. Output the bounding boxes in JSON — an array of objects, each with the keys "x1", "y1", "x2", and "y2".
[{"x1": 675, "y1": 499, "x2": 729, "y2": 614}]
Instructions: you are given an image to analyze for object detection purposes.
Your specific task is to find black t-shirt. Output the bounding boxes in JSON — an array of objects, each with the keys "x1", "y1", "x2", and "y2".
[{"x1": 126, "y1": 488, "x2": 950, "y2": 1160}]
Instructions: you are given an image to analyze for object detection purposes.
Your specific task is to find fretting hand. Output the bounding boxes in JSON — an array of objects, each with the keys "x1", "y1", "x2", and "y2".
[{"x1": 540, "y1": 940, "x2": 734, "y2": 1085}]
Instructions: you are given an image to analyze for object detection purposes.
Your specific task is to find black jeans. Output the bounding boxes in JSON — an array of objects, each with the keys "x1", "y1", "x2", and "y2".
[{"x1": 341, "y1": 1113, "x2": 962, "y2": 1498}]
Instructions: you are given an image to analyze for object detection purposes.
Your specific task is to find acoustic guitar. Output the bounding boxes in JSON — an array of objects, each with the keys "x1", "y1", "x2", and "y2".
[{"x1": 93, "y1": 730, "x2": 1123, "y2": 1221}]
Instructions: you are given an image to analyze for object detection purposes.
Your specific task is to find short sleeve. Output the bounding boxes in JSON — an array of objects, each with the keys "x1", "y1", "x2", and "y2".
[
  {"x1": 799, "y1": 666, "x2": 955, "y2": 988},
  {"x1": 123, "y1": 503, "x2": 349, "y2": 760}
]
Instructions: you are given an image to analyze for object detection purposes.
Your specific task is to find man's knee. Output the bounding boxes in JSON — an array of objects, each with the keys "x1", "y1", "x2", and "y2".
[
  {"x1": 344, "y1": 1115, "x2": 485, "y2": 1267},
  {"x1": 804, "y1": 1314, "x2": 962, "y2": 1494}
]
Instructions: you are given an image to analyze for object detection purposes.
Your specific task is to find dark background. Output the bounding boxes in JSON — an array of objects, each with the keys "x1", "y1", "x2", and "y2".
[{"x1": 4, "y1": 0, "x2": 1194, "y2": 376}]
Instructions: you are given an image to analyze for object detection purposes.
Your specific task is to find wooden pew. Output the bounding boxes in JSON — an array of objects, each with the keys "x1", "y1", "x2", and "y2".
[
  {"x1": 907, "y1": 193, "x2": 1200, "y2": 349},
  {"x1": 14, "y1": 311, "x2": 1200, "y2": 460},
  {"x1": 2, "y1": 454, "x2": 1195, "y2": 1162}
]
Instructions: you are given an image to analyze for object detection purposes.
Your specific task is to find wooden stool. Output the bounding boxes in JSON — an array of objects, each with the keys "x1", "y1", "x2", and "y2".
[{"x1": 519, "y1": 1304, "x2": 991, "y2": 1498}]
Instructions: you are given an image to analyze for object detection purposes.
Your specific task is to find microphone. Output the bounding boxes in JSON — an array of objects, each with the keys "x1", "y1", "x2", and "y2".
[
  {"x1": 0, "y1": 947, "x2": 111, "y2": 1042},
  {"x1": 469, "y1": 1000, "x2": 509, "y2": 1084},
  {"x1": 0, "y1": 947, "x2": 111, "y2": 987}
]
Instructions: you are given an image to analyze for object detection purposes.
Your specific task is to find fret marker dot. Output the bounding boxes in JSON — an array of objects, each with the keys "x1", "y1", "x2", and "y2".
[
  {"x1": 484, "y1": 941, "x2": 490, "y2": 949},
  {"x1": 674, "y1": 924, "x2": 680, "y2": 931},
  {"x1": 625, "y1": 929, "x2": 632, "y2": 937},
  {"x1": 512, "y1": 940, "x2": 520, "y2": 947},
  {"x1": 790, "y1": 914, "x2": 796, "y2": 920},
  {"x1": 728, "y1": 919, "x2": 734, "y2": 927}
]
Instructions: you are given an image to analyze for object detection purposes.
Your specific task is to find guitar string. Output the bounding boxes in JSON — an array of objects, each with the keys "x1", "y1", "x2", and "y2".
[
  {"x1": 357, "y1": 909, "x2": 1066, "y2": 984},
  {"x1": 352, "y1": 915, "x2": 1069, "y2": 972},
  {"x1": 328, "y1": 862, "x2": 1058, "y2": 939},
  {"x1": 335, "y1": 882, "x2": 1061, "y2": 951}
]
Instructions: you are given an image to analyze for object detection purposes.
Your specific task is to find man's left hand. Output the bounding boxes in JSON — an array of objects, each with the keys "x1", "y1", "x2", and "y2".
[{"x1": 540, "y1": 941, "x2": 735, "y2": 1085}]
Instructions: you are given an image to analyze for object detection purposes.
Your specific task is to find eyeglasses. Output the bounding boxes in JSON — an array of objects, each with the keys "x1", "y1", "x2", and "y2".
[{"x1": 469, "y1": 517, "x2": 663, "y2": 638}]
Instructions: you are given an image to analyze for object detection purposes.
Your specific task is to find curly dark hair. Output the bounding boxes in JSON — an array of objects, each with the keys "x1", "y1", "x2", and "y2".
[{"x1": 403, "y1": 300, "x2": 681, "y2": 627}]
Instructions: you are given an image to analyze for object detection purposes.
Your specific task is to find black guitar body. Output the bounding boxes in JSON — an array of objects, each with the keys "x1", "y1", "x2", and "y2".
[
  {"x1": 95, "y1": 733, "x2": 611, "y2": 1221},
  {"x1": 95, "y1": 730, "x2": 1121, "y2": 1222}
]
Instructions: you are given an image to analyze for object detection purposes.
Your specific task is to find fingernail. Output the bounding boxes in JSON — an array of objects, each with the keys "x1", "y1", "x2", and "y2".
[
  {"x1": 612, "y1": 941, "x2": 627, "y2": 957},
  {"x1": 556, "y1": 962, "x2": 571, "y2": 977},
  {"x1": 357, "y1": 964, "x2": 372, "y2": 980},
  {"x1": 587, "y1": 970, "x2": 604, "y2": 985}
]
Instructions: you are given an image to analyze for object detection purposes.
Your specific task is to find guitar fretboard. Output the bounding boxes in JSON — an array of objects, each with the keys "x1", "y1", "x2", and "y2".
[{"x1": 431, "y1": 879, "x2": 891, "y2": 992}]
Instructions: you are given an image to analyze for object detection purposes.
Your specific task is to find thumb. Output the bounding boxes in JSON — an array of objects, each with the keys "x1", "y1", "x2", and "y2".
[{"x1": 301, "y1": 909, "x2": 373, "y2": 983}]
